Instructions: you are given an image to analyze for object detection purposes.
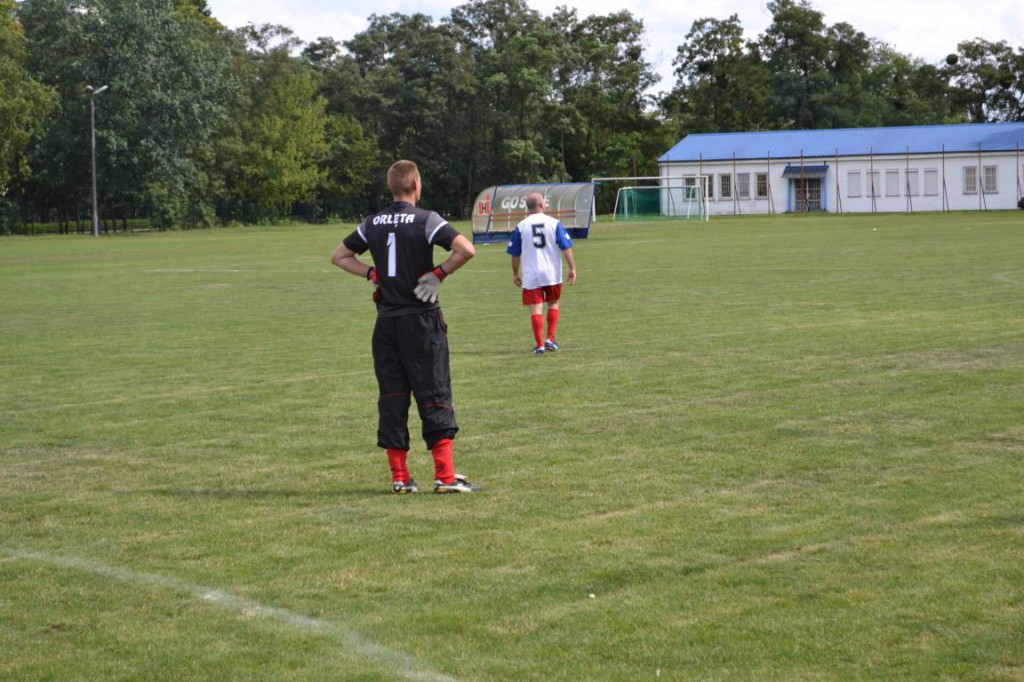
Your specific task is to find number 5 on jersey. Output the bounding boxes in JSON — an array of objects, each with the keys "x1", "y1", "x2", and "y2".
[{"x1": 531, "y1": 224, "x2": 546, "y2": 248}]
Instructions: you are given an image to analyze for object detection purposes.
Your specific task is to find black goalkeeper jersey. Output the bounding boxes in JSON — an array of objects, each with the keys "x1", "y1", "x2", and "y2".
[{"x1": 343, "y1": 201, "x2": 460, "y2": 318}]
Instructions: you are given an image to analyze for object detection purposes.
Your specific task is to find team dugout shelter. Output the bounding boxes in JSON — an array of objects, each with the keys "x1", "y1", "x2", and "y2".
[{"x1": 471, "y1": 182, "x2": 596, "y2": 245}]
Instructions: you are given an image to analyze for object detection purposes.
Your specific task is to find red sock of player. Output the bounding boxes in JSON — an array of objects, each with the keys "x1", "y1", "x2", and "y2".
[
  {"x1": 546, "y1": 308, "x2": 560, "y2": 341},
  {"x1": 531, "y1": 314, "x2": 544, "y2": 348},
  {"x1": 386, "y1": 448, "x2": 410, "y2": 483},
  {"x1": 431, "y1": 438, "x2": 455, "y2": 484}
]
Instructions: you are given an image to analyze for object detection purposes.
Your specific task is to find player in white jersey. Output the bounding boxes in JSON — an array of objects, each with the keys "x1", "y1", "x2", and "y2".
[{"x1": 507, "y1": 193, "x2": 577, "y2": 354}]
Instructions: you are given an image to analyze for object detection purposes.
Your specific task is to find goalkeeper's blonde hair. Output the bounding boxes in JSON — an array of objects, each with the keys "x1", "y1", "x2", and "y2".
[{"x1": 387, "y1": 160, "x2": 419, "y2": 197}]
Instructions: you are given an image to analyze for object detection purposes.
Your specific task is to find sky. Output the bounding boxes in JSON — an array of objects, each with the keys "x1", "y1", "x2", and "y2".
[{"x1": 204, "y1": 0, "x2": 1024, "y2": 91}]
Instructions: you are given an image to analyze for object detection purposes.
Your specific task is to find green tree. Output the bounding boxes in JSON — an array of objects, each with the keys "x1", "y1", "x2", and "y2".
[
  {"x1": 448, "y1": 0, "x2": 560, "y2": 188},
  {"x1": 301, "y1": 36, "x2": 366, "y2": 122},
  {"x1": 217, "y1": 24, "x2": 327, "y2": 223},
  {"x1": 759, "y1": 0, "x2": 832, "y2": 129},
  {"x1": 347, "y1": 11, "x2": 480, "y2": 214},
  {"x1": 945, "y1": 39, "x2": 1024, "y2": 122},
  {"x1": 551, "y1": 8, "x2": 663, "y2": 180},
  {"x1": 866, "y1": 47, "x2": 960, "y2": 126},
  {"x1": 310, "y1": 1, "x2": 667, "y2": 216},
  {"x1": 174, "y1": 0, "x2": 215, "y2": 22},
  {"x1": 817, "y1": 22, "x2": 873, "y2": 127},
  {"x1": 317, "y1": 115, "x2": 379, "y2": 220},
  {"x1": 666, "y1": 14, "x2": 770, "y2": 134},
  {"x1": 663, "y1": 2, "x2": 968, "y2": 134},
  {"x1": 301, "y1": 38, "x2": 379, "y2": 220},
  {"x1": 0, "y1": 0, "x2": 54, "y2": 202},
  {"x1": 19, "y1": 0, "x2": 234, "y2": 229}
]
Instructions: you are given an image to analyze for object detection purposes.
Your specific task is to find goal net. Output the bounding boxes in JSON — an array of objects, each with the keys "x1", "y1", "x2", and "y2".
[
  {"x1": 471, "y1": 183, "x2": 596, "y2": 244},
  {"x1": 592, "y1": 176, "x2": 709, "y2": 222}
]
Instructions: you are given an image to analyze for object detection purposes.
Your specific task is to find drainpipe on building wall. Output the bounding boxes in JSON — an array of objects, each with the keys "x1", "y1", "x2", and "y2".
[
  {"x1": 835, "y1": 148, "x2": 842, "y2": 214},
  {"x1": 942, "y1": 145, "x2": 949, "y2": 212},
  {"x1": 906, "y1": 146, "x2": 913, "y2": 213},
  {"x1": 869, "y1": 148, "x2": 876, "y2": 213},
  {"x1": 977, "y1": 144, "x2": 986, "y2": 211},
  {"x1": 733, "y1": 153, "x2": 739, "y2": 215}
]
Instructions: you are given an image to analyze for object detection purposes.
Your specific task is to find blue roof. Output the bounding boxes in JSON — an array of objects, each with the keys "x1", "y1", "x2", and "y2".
[{"x1": 659, "y1": 122, "x2": 1024, "y2": 163}]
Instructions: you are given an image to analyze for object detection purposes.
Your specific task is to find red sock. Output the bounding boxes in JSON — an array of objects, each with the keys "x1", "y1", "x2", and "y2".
[
  {"x1": 386, "y1": 448, "x2": 409, "y2": 483},
  {"x1": 546, "y1": 308, "x2": 560, "y2": 341},
  {"x1": 431, "y1": 438, "x2": 455, "y2": 484},
  {"x1": 530, "y1": 314, "x2": 544, "y2": 347}
]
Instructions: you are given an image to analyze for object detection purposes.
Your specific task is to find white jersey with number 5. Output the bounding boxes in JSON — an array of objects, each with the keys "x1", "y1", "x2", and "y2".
[{"x1": 507, "y1": 213, "x2": 574, "y2": 290}]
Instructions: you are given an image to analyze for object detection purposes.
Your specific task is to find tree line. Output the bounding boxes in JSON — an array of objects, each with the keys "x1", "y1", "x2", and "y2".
[{"x1": 2, "y1": 0, "x2": 1023, "y2": 234}]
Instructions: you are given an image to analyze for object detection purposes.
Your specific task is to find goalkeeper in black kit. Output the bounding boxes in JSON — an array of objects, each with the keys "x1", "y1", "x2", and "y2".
[{"x1": 330, "y1": 160, "x2": 481, "y2": 494}]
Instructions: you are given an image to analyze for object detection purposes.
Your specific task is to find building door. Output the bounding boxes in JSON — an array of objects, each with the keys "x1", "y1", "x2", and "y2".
[{"x1": 792, "y1": 178, "x2": 822, "y2": 211}]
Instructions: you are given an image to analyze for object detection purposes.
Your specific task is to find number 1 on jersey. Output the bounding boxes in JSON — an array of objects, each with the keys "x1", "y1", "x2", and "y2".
[{"x1": 386, "y1": 233, "x2": 396, "y2": 277}]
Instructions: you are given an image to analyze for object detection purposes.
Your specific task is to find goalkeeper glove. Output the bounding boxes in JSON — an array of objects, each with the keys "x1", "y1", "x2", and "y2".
[
  {"x1": 367, "y1": 267, "x2": 381, "y2": 303},
  {"x1": 413, "y1": 265, "x2": 447, "y2": 304}
]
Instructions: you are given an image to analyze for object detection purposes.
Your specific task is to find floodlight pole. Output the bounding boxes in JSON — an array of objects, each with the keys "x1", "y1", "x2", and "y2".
[{"x1": 86, "y1": 85, "x2": 109, "y2": 237}]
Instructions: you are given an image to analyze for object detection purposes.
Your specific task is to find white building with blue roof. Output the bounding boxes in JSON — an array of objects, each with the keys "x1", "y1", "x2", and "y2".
[{"x1": 658, "y1": 123, "x2": 1024, "y2": 215}]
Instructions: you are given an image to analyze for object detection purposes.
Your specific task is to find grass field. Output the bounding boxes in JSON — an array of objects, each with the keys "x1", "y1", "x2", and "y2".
[{"x1": 1, "y1": 211, "x2": 1022, "y2": 681}]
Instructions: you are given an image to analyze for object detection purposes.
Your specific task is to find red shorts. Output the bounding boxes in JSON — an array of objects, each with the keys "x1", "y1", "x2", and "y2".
[{"x1": 522, "y1": 284, "x2": 562, "y2": 306}]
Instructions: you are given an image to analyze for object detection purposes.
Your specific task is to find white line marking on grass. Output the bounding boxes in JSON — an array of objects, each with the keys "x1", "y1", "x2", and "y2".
[
  {"x1": 993, "y1": 270, "x2": 1022, "y2": 286},
  {"x1": 1, "y1": 546, "x2": 455, "y2": 682}
]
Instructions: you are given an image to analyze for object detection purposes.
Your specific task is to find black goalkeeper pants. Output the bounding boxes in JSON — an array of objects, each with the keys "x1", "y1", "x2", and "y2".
[{"x1": 372, "y1": 308, "x2": 459, "y2": 450}]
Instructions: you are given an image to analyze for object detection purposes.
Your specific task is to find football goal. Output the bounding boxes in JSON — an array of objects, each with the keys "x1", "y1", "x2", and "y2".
[
  {"x1": 592, "y1": 176, "x2": 709, "y2": 222},
  {"x1": 471, "y1": 182, "x2": 596, "y2": 244}
]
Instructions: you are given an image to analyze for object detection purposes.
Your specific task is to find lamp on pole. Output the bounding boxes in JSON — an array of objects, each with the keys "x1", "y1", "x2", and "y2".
[{"x1": 86, "y1": 84, "x2": 109, "y2": 237}]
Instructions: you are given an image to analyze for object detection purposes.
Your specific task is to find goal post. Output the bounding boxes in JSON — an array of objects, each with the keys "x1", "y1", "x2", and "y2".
[
  {"x1": 592, "y1": 176, "x2": 710, "y2": 222},
  {"x1": 471, "y1": 182, "x2": 596, "y2": 244}
]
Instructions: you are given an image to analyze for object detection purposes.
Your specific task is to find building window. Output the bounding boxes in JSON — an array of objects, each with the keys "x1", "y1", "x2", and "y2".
[
  {"x1": 867, "y1": 170, "x2": 880, "y2": 197},
  {"x1": 755, "y1": 173, "x2": 768, "y2": 199},
  {"x1": 684, "y1": 176, "x2": 712, "y2": 200},
  {"x1": 885, "y1": 170, "x2": 900, "y2": 197},
  {"x1": 923, "y1": 169, "x2": 939, "y2": 196},
  {"x1": 737, "y1": 172, "x2": 750, "y2": 199},
  {"x1": 983, "y1": 165, "x2": 997, "y2": 193},
  {"x1": 705, "y1": 175, "x2": 714, "y2": 200},
  {"x1": 905, "y1": 169, "x2": 919, "y2": 196},
  {"x1": 720, "y1": 174, "x2": 732, "y2": 199},
  {"x1": 964, "y1": 166, "x2": 978, "y2": 194},
  {"x1": 847, "y1": 171, "x2": 862, "y2": 198}
]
